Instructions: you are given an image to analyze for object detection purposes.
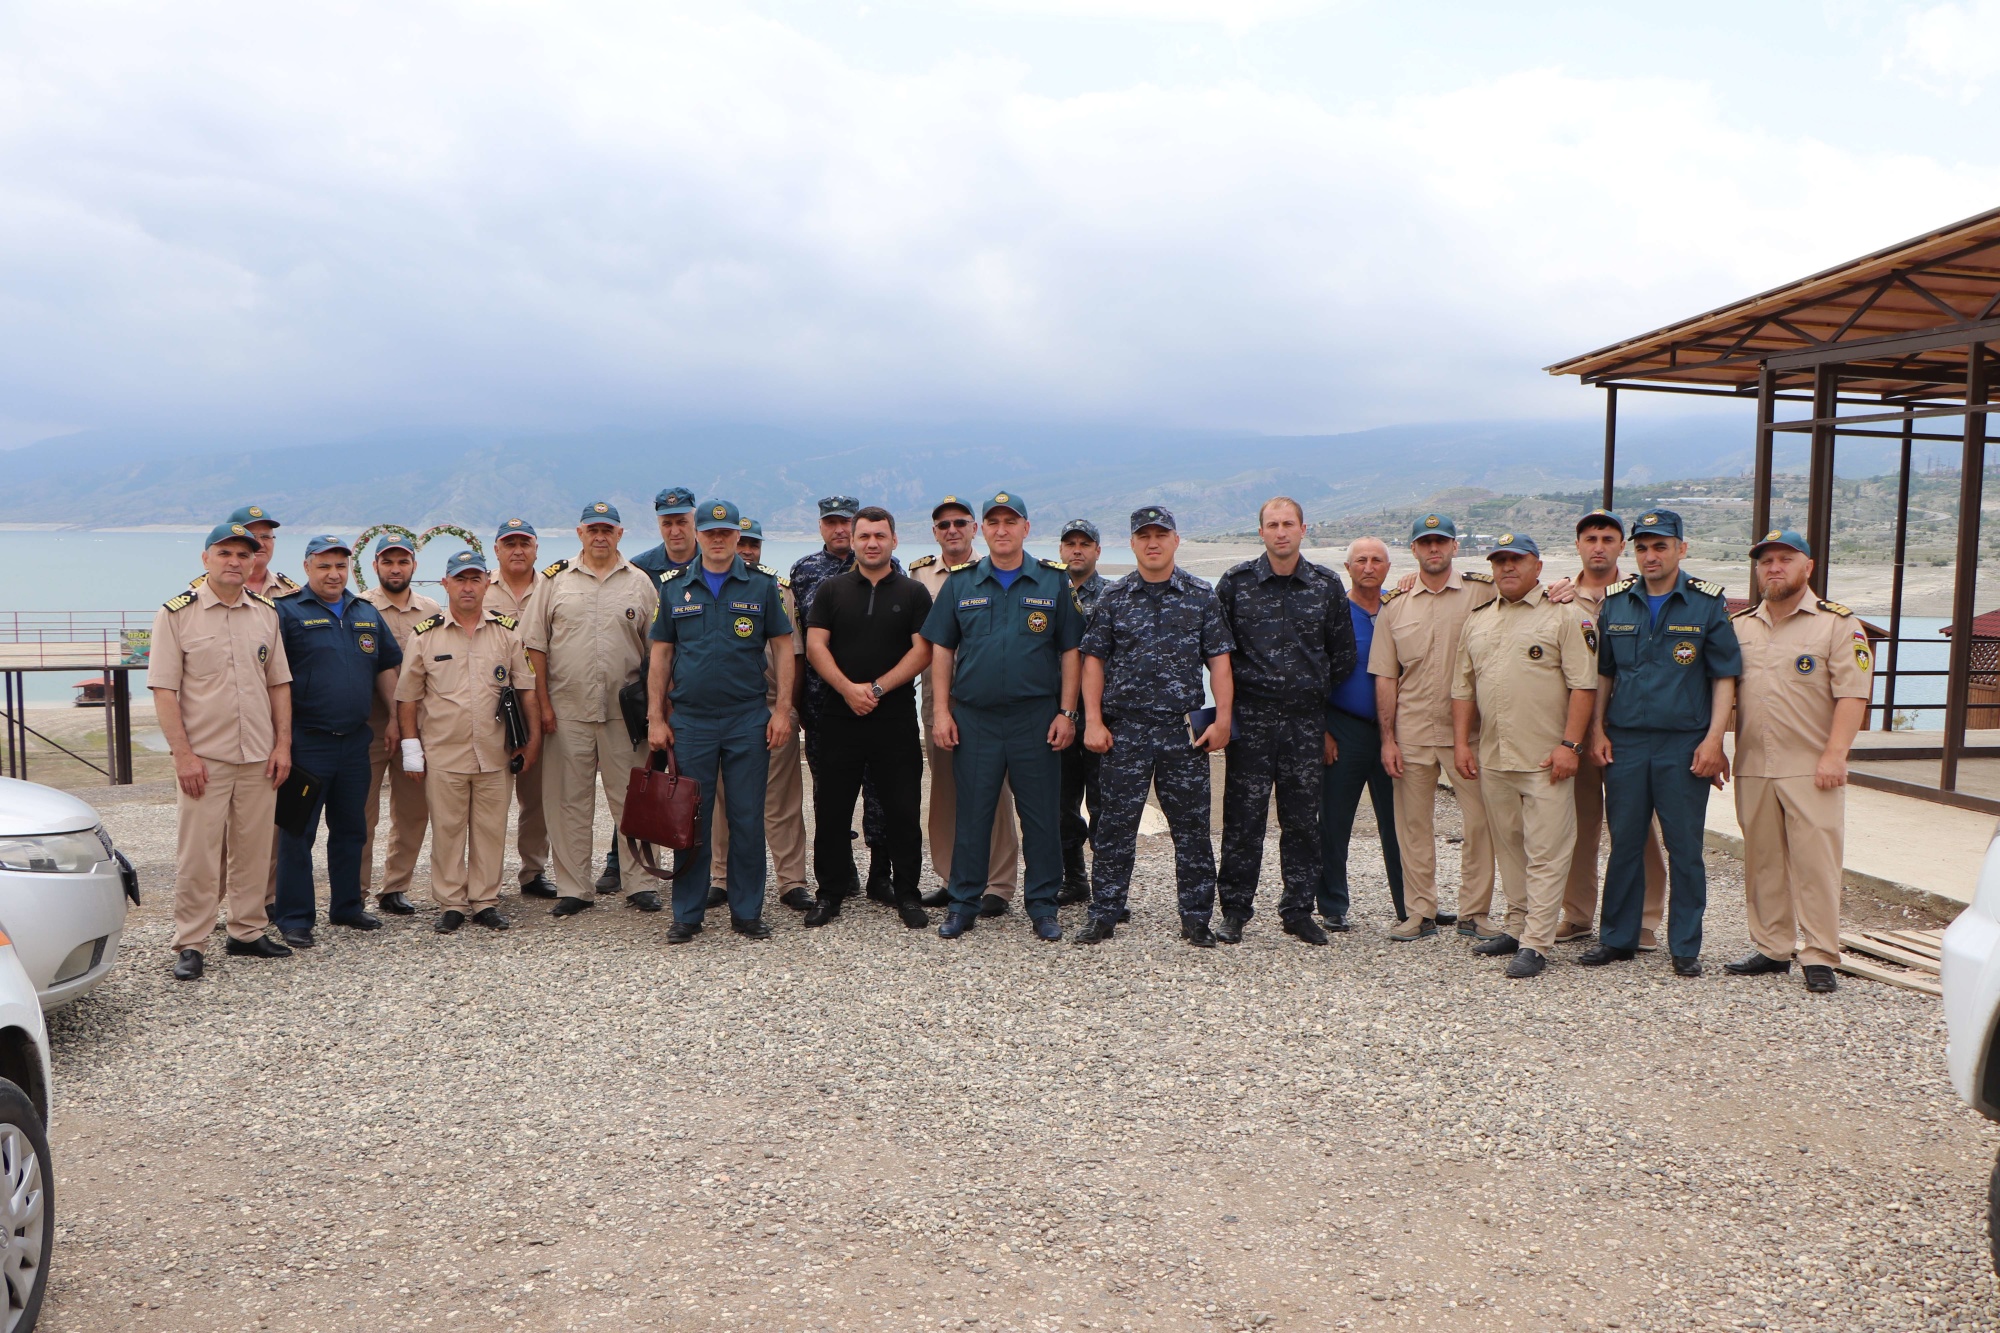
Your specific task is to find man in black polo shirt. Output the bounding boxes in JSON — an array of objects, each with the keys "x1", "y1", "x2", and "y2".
[{"x1": 803, "y1": 506, "x2": 936, "y2": 928}]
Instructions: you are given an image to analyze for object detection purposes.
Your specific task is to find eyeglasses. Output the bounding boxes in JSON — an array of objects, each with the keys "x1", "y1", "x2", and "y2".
[{"x1": 935, "y1": 518, "x2": 972, "y2": 530}]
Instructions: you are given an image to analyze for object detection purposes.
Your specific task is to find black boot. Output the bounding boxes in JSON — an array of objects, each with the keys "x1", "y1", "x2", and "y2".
[
  {"x1": 595, "y1": 846, "x2": 621, "y2": 894},
  {"x1": 864, "y1": 853, "x2": 894, "y2": 903},
  {"x1": 1058, "y1": 845, "x2": 1089, "y2": 904}
]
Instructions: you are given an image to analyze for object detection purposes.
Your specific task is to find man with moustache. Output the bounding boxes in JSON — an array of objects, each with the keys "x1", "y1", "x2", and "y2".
[
  {"x1": 358, "y1": 534, "x2": 443, "y2": 916},
  {"x1": 1057, "y1": 518, "x2": 1110, "y2": 905},
  {"x1": 484, "y1": 517, "x2": 557, "y2": 899},
  {"x1": 909, "y1": 496, "x2": 1022, "y2": 913},
  {"x1": 191, "y1": 505, "x2": 301, "y2": 599},
  {"x1": 1315, "y1": 537, "x2": 1406, "y2": 932}
]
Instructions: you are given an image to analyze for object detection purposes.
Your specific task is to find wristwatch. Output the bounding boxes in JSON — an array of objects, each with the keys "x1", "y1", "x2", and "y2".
[
  {"x1": 1063, "y1": 709, "x2": 1082, "y2": 724},
  {"x1": 869, "y1": 682, "x2": 884, "y2": 699},
  {"x1": 1560, "y1": 739, "x2": 1584, "y2": 755}
]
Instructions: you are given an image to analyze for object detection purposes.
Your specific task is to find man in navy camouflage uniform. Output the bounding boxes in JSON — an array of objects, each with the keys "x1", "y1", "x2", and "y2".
[
  {"x1": 1058, "y1": 517, "x2": 1111, "y2": 903},
  {"x1": 1074, "y1": 507, "x2": 1235, "y2": 947},
  {"x1": 1214, "y1": 497, "x2": 1356, "y2": 946}
]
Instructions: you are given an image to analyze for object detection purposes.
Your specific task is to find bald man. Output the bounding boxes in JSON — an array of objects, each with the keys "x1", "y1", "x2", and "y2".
[{"x1": 1315, "y1": 538, "x2": 1408, "y2": 929}]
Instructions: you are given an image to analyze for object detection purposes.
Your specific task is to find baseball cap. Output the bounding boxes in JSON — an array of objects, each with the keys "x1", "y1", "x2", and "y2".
[
  {"x1": 1061, "y1": 518, "x2": 1102, "y2": 543},
  {"x1": 1488, "y1": 532, "x2": 1541, "y2": 558},
  {"x1": 227, "y1": 504, "x2": 280, "y2": 528},
  {"x1": 738, "y1": 517, "x2": 765, "y2": 541},
  {"x1": 1632, "y1": 508, "x2": 1685, "y2": 540},
  {"x1": 1575, "y1": 508, "x2": 1625, "y2": 535},
  {"x1": 654, "y1": 486, "x2": 696, "y2": 516},
  {"x1": 204, "y1": 522, "x2": 257, "y2": 551},
  {"x1": 818, "y1": 495, "x2": 859, "y2": 520},
  {"x1": 1410, "y1": 513, "x2": 1457, "y2": 541},
  {"x1": 981, "y1": 490, "x2": 1027, "y2": 520},
  {"x1": 303, "y1": 534, "x2": 353, "y2": 559},
  {"x1": 1128, "y1": 507, "x2": 1176, "y2": 535},
  {"x1": 578, "y1": 501, "x2": 621, "y2": 525},
  {"x1": 697, "y1": 499, "x2": 743, "y2": 532},
  {"x1": 932, "y1": 495, "x2": 974, "y2": 520},
  {"x1": 495, "y1": 517, "x2": 537, "y2": 540},
  {"x1": 1750, "y1": 528, "x2": 1811, "y2": 559},
  {"x1": 443, "y1": 550, "x2": 488, "y2": 579},
  {"x1": 373, "y1": 533, "x2": 415, "y2": 556}
]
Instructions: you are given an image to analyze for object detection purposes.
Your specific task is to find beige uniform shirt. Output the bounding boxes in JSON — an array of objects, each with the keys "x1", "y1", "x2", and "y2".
[
  {"x1": 190, "y1": 570, "x2": 300, "y2": 599},
  {"x1": 395, "y1": 610, "x2": 535, "y2": 774},
  {"x1": 520, "y1": 558, "x2": 658, "y2": 723},
  {"x1": 361, "y1": 586, "x2": 443, "y2": 742},
  {"x1": 909, "y1": 554, "x2": 957, "y2": 711},
  {"x1": 767, "y1": 580, "x2": 798, "y2": 706},
  {"x1": 1369, "y1": 570, "x2": 1497, "y2": 746},
  {"x1": 483, "y1": 573, "x2": 540, "y2": 623},
  {"x1": 148, "y1": 585, "x2": 292, "y2": 764},
  {"x1": 1732, "y1": 598, "x2": 1873, "y2": 778},
  {"x1": 1452, "y1": 583, "x2": 1597, "y2": 772}
]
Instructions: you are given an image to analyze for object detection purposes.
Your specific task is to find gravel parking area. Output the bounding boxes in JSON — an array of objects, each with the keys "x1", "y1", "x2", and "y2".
[{"x1": 36, "y1": 782, "x2": 2000, "y2": 1331}]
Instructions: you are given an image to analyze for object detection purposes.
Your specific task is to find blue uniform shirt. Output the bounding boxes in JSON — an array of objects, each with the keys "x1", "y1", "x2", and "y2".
[
  {"x1": 631, "y1": 543, "x2": 695, "y2": 582},
  {"x1": 275, "y1": 588, "x2": 403, "y2": 735},
  {"x1": 649, "y1": 556, "x2": 794, "y2": 714},
  {"x1": 1080, "y1": 567, "x2": 1234, "y2": 721},
  {"x1": 922, "y1": 555, "x2": 1084, "y2": 708},
  {"x1": 1596, "y1": 570, "x2": 1742, "y2": 732},
  {"x1": 1329, "y1": 596, "x2": 1380, "y2": 720}
]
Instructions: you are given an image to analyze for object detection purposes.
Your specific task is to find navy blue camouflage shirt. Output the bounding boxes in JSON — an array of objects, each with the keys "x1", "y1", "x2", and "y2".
[
  {"x1": 1215, "y1": 553, "x2": 1356, "y2": 711},
  {"x1": 1069, "y1": 570, "x2": 1110, "y2": 621},
  {"x1": 1081, "y1": 567, "x2": 1234, "y2": 721}
]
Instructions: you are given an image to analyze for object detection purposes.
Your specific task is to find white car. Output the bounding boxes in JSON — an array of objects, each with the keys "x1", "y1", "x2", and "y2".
[
  {"x1": 0, "y1": 779, "x2": 135, "y2": 1009},
  {"x1": 1940, "y1": 823, "x2": 2000, "y2": 1271},
  {"x1": 0, "y1": 928, "x2": 52, "y2": 1328}
]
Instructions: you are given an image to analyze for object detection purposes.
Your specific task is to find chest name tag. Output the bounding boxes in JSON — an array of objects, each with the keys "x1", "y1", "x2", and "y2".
[
  {"x1": 958, "y1": 597, "x2": 991, "y2": 610},
  {"x1": 1020, "y1": 596, "x2": 1056, "y2": 608},
  {"x1": 1665, "y1": 624, "x2": 1703, "y2": 634},
  {"x1": 728, "y1": 601, "x2": 762, "y2": 614},
  {"x1": 433, "y1": 654, "x2": 454, "y2": 661},
  {"x1": 300, "y1": 617, "x2": 332, "y2": 627},
  {"x1": 354, "y1": 619, "x2": 380, "y2": 630},
  {"x1": 1606, "y1": 623, "x2": 1637, "y2": 633},
  {"x1": 671, "y1": 604, "x2": 703, "y2": 618}
]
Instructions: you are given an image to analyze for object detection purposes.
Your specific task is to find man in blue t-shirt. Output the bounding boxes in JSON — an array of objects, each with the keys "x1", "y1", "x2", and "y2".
[{"x1": 1315, "y1": 538, "x2": 1407, "y2": 931}]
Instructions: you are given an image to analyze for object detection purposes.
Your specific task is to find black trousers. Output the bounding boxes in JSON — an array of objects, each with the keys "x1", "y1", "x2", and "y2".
[
  {"x1": 810, "y1": 702, "x2": 925, "y2": 905},
  {"x1": 1060, "y1": 745, "x2": 1100, "y2": 858}
]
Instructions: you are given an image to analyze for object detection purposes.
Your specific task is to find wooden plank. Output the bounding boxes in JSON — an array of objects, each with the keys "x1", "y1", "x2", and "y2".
[
  {"x1": 1841, "y1": 932, "x2": 1943, "y2": 973},
  {"x1": 1875, "y1": 930, "x2": 1945, "y2": 959},
  {"x1": 1837, "y1": 953, "x2": 1943, "y2": 997}
]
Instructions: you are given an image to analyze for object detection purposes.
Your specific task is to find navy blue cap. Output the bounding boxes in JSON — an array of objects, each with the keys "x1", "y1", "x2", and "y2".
[
  {"x1": 495, "y1": 517, "x2": 537, "y2": 540},
  {"x1": 304, "y1": 534, "x2": 352, "y2": 559},
  {"x1": 1575, "y1": 508, "x2": 1625, "y2": 535},
  {"x1": 204, "y1": 521, "x2": 257, "y2": 551},
  {"x1": 226, "y1": 504, "x2": 279, "y2": 528},
  {"x1": 1129, "y1": 507, "x2": 1176, "y2": 535},
  {"x1": 981, "y1": 490, "x2": 1027, "y2": 520},
  {"x1": 579, "y1": 501, "x2": 621, "y2": 525},
  {"x1": 737, "y1": 518, "x2": 764, "y2": 541},
  {"x1": 443, "y1": 550, "x2": 488, "y2": 578},
  {"x1": 654, "y1": 487, "x2": 696, "y2": 516},
  {"x1": 1488, "y1": 532, "x2": 1541, "y2": 558},
  {"x1": 373, "y1": 533, "x2": 415, "y2": 557},
  {"x1": 1750, "y1": 528, "x2": 1811, "y2": 558},
  {"x1": 818, "y1": 495, "x2": 859, "y2": 520},
  {"x1": 697, "y1": 499, "x2": 742, "y2": 532},
  {"x1": 932, "y1": 495, "x2": 974, "y2": 519},
  {"x1": 1411, "y1": 513, "x2": 1458, "y2": 541},
  {"x1": 1631, "y1": 508, "x2": 1685, "y2": 540},
  {"x1": 1061, "y1": 518, "x2": 1102, "y2": 543}
]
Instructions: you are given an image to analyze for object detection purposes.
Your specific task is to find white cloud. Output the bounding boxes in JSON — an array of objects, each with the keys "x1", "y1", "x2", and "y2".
[
  {"x1": 1891, "y1": 0, "x2": 2000, "y2": 99},
  {"x1": 1, "y1": 1, "x2": 1997, "y2": 442},
  {"x1": 950, "y1": 0, "x2": 1330, "y2": 29}
]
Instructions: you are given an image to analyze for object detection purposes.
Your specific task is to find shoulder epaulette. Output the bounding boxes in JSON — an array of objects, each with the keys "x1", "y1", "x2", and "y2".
[
  {"x1": 1817, "y1": 598, "x2": 1854, "y2": 617},
  {"x1": 1380, "y1": 586, "x2": 1405, "y2": 603},
  {"x1": 778, "y1": 575, "x2": 792, "y2": 589},
  {"x1": 187, "y1": 573, "x2": 206, "y2": 590},
  {"x1": 1469, "y1": 596, "x2": 1500, "y2": 613},
  {"x1": 1462, "y1": 570, "x2": 1493, "y2": 584},
  {"x1": 948, "y1": 561, "x2": 976, "y2": 573},
  {"x1": 1730, "y1": 603, "x2": 1760, "y2": 620},
  {"x1": 248, "y1": 591, "x2": 276, "y2": 608},
  {"x1": 909, "y1": 554, "x2": 936, "y2": 570},
  {"x1": 1041, "y1": 558, "x2": 1066, "y2": 570},
  {"x1": 273, "y1": 573, "x2": 300, "y2": 590},
  {"x1": 1223, "y1": 558, "x2": 1259, "y2": 578},
  {"x1": 272, "y1": 586, "x2": 302, "y2": 598},
  {"x1": 661, "y1": 565, "x2": 690, "y2": 583},
  {"x1": 413, "y1": 614, "x2": 446, "y2": 635},
  {"x1": 162, "y1": 590, "x2": 196, "y2": 612},
  {"x1": 1607, "y1": 576, "x2": 1637, "y2": 596},
  {"x1": 1692, "y1": 579, "x2": 1726, "y2": 597},
  {"x1": 540, "y1": 558, "x2": 570, "y2": 579},
  {"x1": 487, "y1": 611, "x2": 518, "y2": 631},
  {"x1": 752, "y1": 562, "x2": 776, "y2": 577}
]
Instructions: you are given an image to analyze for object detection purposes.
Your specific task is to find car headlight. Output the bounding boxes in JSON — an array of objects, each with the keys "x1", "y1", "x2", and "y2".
[{"x1": 0, "y1": 831, "x2": 109, "y2": 873}]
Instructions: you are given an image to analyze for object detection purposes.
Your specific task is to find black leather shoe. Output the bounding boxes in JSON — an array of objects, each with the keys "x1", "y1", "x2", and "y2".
[
  {"x1": 1473, "y1": 932, "x2": 1519, "y2": 957},
  {"x1": 226, "y1": 934, "x2": 294, "y2": 959},
  {"x1": 1803, "y1": 964, "x2": 1838, "y2": 993},
  {"x1": 627, "y1": 890, "x2": 663, "y2": 913},
  {"x1": 1212, "y1": 914, "x2": 1247, "y2": 944},
  {"x1": 377, "y1": 892, "x2": 416, "y2": 916},
  {"x1": 279, "y1": 927, "x2": 315, "y2": 950},
  {"x1": 1115, "y1": 908, "x2": 1131, "y2": 924},
  {"x1": 920, "y1": 887, "x2": 950, "y2": 908},
  {"x1": 519, "y1": 874, "x2": 559, "y2": 899},
  {"x1": 1032, "y1": 916, "x2": 1062, "y2": 942},
  {"x1": 706, "y1": 885, "x2": 728, "y2": 909},
  {"x1": 864, "y1": 857, "x2": 894, "y2": 904},
  {"x1": 804, "y1": 898, "x2": 843, "y2": 928},
  {"x1": 1074, "y1": 918, "x2": 1116, "y2": 945},
  {"x1": 1181, "y1": 920, "x2": 1217, "y2": 948},
  {"x1": 473, "y1": 907, "x2": 511, "y2": 931},
  {"x1": 666, "y1": 921, "x2": 701, "y2": 945},
  {"x1": 171, "y1": 949, "x2": 204, "y2": 981},
  {"x1": 329, "y1": 911, "x2": 381, "y2": 931},
  {"x1": 938, "y1": 910, "x2": 977, "y2": 940},
  {"x1": 1283, "y1": 917, "x2": 1330, "y2": 946},
  {"x1": 433, "y1": 910, "x2": 465, "y2": 934},
  {"x1": 1672, "y1": 955, "x2": 1703, "y2": 978},
  {"x1": 1505, "y1": 947, "x2": 1547, "y2": 978},
  {"x1": 551, "y1": 896, "x2": 594, "y2": 918},
  {"x1": 1724, "y1": 951, "x2": 1793, "y2": 976},
  {"x1": 1435, "y1": 911, "x2": 1458, "y2": 926},
  {"x1": 595, "y1": 849, "x2": 620, "y2": 893},
  {"x1": 898, "y1": 903, "x2": 930, "y2": 929},
  {"x1": 731, "y1": 916, "x2": 773, "y2": 939},
  {"x1": 1578, "y1": 943, "x2": 1636, "y2": 967},
  {"x1": 1057, "y1": 883, "x2": 1089, "y2": 906},
  {"x1": 978, "y1": 893, "x2": 1009, "y2": 918},
  {"x1": 779, "y1": 887, "x2": 816, "y2": 913},
  {"x1": 1320, "y1": 912, "x2": 1351, "y2": 933}
]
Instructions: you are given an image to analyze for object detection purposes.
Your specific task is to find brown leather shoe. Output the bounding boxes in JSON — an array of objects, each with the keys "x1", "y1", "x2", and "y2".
[
  {"x1": 1637, "y1": 928, "x2": 1660, "y2": 953},
  {"x1": 1553, "y1": 921, "x2": 1594, "y2": 944}
]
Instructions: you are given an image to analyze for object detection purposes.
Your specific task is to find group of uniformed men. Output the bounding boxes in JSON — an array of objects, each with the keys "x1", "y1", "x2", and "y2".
[{"x1": 151, "y1": 490, "x2": 1867, "y2": 995}]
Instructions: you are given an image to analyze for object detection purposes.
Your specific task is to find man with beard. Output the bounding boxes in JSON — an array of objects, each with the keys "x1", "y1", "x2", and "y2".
[{"x1": 359, "y1": 534, "x2": 443, "y2": 915}]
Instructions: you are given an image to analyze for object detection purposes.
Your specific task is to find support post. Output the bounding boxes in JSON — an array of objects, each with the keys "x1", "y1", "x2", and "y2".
[
  {"x1": 1942, "y1": 343, "x2": 1989, "y2": 793},
  {"x1": 111, "y1": 669, "x2": 132, "y2": 785},
  {"x1": 1882, "y1": 412, "x2": 1914, "y2": 730},
  {"x1": 1806, "y1": 364, "x2": 1839, "y2": 599},
  {"x1": 1602, "y1": 385, "x2": 1618, "y2": 509},
  {"x1": 1750, "y1": 367, "x2": 1777, "y2": 602}
]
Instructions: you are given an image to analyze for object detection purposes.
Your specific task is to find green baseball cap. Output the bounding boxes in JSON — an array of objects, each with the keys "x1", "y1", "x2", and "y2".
[
  {"x1": 227, "y1": 504, "x2": 280, "y2": 528},
  {"x1": 1410, "y1": 513, "x2": 1457, "y2": 541},
  {"x1": 981, "y1": 490, "x2": 1027, "y2": 520},
  {"x1": 697, "y1": 499, "x2": 743, "y2": 532},
  {"x1": 737, "y1": 517, "x2": 764, "y2": 541},
  {"x1": 1750, "y1": 528, "x2": 1811, "y2": 558},
  {"x1": 1488, "y1": 532, "x2": 1541, "y2": 558},
  {"x1": 204, "y1": 521, "x2": 257, "y2": 551}
]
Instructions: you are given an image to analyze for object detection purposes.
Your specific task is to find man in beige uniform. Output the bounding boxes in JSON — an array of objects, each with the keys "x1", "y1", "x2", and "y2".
[
  {"x1": 484, "y1": 517, "x2": 555, "y2": 898},
  {"x1": 398, "y1": 550, "x2": 542, "y2": 933},
  {"x1": 1452, "y1": 533, "x2": 1597, "y2": 979},
  {"x1": 522, "y1": 501, "x2": 660, "y2": 916},
  {"x1": 908, "y1": 495, "x2": 1020, "y2": 910},
  {"x1": 152, "y1": 521, "x2": 297, "y2": 981},
  {"x1": 1562, "y1": 508, "x2": 1669, "y2": 948},
  {"x1": 710, "y1": 518, "x2": 815, "y2": 912},
  {"x1": 1724, "y1": 529, "x2": 1870, "y2": 995},
  {"x1": 358, "y1": 534, "x2": 443, "y2": 914},
  {"x1": 189, "y1": 505, "x2": 301, "y2": 599},
  {"x1": 1372, "y1": 513, "x2": 1496, "y2": 940}
]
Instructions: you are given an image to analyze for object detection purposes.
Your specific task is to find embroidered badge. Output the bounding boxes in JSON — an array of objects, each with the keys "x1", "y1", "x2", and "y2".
[
  {"x1": 712, "y1": 504, "x2": 727, "y2": 519},
  {"x1": 1027, "y1": 610, "x2": 1049, "y2": 634},
  {"x1": 1423, "y1": 514, "x2": 1439, "y2": 529},
  {"x1": 733, "y1": 616, "x2": 755, "y2": 638},
  {"x1": 358, "y1": 633, "x2": 377, "y2": 655},
  {"x1": 1582, "y1": 624, "x2": 1598, "y2": 653},
  {"x1": 1795, "y1": 654, "x2": 1816, "y2": 675},
  {"x1": 1526, "y1": 644, "x2": 1543, "y2": 660},
  {"x1": 257, "y1": 643, "x2": 268, "y2": 663},
  {"x1": 1672, "y1": 641, "x2": 1696, "y2": 666},
  {"x1": 1855, "y1": 645, "x2": 1872, "y2": 672},
  {"x1": 625, "y1": 607, "x2": 636, "y2": 620},
  {"x1": 493, "y1": 664, "x2": 507, "y2": 682}
]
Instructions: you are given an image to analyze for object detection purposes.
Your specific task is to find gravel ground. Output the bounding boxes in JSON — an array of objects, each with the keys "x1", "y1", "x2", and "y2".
[{"x1": 35, "y1": 779, "x2": 2000, "y2": 1332}]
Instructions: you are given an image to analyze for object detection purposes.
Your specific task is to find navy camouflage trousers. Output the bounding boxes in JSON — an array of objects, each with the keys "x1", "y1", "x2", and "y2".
[
  {"x1": 1088, "y1": 716, "x2": 1216, "y2": 924},
  {"x1": 1217, "y1": 704, "x2": 1323, "y2": 923}
]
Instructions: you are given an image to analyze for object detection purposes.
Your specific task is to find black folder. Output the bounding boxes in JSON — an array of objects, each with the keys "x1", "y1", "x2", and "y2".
[{"x1": 274, "y1": 765, "x2": 324, "y2": 838}]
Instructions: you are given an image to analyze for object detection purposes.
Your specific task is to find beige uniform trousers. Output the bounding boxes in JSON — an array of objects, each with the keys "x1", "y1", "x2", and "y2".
[
  {"x1": 1736, "y1": 775, "x2": 1844, "y2": 968},
  {"x1": 512, "y1": 753, "x2": 550, "y2": 886},
  {"x1": 1565, "y1": 754, "x2": 1666, "y2": 934},
  {"x1": 174, "y1": 761, "x2": 277, "y2": 953},
  {"x1": 924, "y1": 734, "x2": 1019, "y2": 899},
  {"x1": 711, "y1": 727, "x2": 808, "y2": 889},
  {"x1": 362, "y1": 746, "x2": 430, "y2": 900},
  {"x1": 1393, "y1": 744, "x2": 1494, "y2": 925},
  {"x1": 1480, "y1": 767, "x2": 1578, "y2": 954},
  {"x1": 426, "y1": 768, "x2": 511, "y2": 914},
  {"x1": 543, "y1": 717, "x2": 645, "y2": 898}
]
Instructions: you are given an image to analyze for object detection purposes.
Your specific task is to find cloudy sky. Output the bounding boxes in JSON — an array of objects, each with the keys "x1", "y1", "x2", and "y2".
[{"x1": 5, "y1": 0, "x2": 2000, "y2": 449}]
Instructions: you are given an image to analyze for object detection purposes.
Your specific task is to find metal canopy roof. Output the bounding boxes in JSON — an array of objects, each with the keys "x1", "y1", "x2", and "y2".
[{"x1": 1546, "y1": 204, "x2": 2000, "y2": 396}]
